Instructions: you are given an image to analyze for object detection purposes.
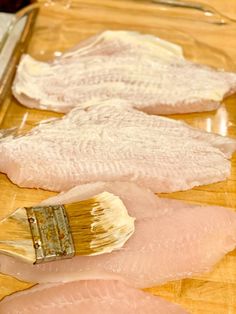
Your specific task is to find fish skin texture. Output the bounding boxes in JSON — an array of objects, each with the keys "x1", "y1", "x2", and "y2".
[
  {"x1": 0, "y1": 280, "x2": 188, "y2": 314},
  {"x1": 12, "y1": 31, "x2": 236, "y2": 114},
  {"x1": 1, "y1": 182, "x2": 236, "y2": 288},
  {"x1": 0, "y1": 100, "x2": 235, "y2": 192}
]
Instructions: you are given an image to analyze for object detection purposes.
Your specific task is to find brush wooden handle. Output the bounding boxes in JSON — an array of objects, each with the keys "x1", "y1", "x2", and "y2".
[{"x1": 0, "y1": 208, "x2": 35, "y2": 263}]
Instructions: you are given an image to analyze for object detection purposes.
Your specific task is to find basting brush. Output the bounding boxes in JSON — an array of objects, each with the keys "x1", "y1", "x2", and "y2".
[{"x1": 0, "y1": 192, "x2": 135, "y2": 264}]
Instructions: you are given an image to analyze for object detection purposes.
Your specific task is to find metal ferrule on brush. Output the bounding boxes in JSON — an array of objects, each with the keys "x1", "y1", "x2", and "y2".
[{"x1": 26, "y1": 205, "x2": 75, "y2": 264}]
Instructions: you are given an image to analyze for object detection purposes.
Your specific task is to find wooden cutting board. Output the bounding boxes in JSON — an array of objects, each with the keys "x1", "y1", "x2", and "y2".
[{"x1": 0, "y1": 1, "x2": 236, "y2": 313}]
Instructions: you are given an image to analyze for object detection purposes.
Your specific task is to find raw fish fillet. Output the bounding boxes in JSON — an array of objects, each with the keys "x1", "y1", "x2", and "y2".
[
  {"x1": 0, "y1": 280, "x2": 188, "y2": 314},
  {"x1": 0, "y1": 100, "x2": 235, "y2": 192},
  {"x1": 1, "y1": 182, "x2": 236, "y2": 287},
  {"x1": 12, "y1": 31, "x2": 236, "y2": 114}
]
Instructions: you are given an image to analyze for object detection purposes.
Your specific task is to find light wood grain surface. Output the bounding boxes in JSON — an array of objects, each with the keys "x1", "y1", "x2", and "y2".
[
  {"x1": 0, "y1": 1, "x2": 236, "y2": 313},
  {"x1": 187, "y1": 0, "x2": 236, "y2": 20}
]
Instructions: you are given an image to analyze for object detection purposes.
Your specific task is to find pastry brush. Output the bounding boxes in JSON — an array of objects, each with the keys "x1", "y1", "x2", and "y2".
[{"x1": 0, "y1": 192, "x2": 135, "y2": 264}]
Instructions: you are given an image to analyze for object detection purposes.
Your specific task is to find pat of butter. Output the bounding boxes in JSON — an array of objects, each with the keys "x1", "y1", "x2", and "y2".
[{"x1": 24, "y1": 57, "x2": 50, "y2": 76}]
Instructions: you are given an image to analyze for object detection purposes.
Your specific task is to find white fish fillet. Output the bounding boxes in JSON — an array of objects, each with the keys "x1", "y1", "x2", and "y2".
[
  {"x1": 12, "y1": 31, "x2": 236, "y2": 114},
  {"x1": 0, "y1": 280, "x2": 188, "y2": 314},
  {"x1": 1, "y1": 182, "x2": 236, "y2": 288},
  {"x1": 0, "y1": 100, "x2": 235, "y2": 192}
]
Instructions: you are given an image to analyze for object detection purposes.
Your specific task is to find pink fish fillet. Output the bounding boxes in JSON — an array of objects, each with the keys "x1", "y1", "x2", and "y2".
[
  {"x1": 12, "y1": 31, "x2": 236, "y2": 114},
  {"x1": 0, "y1": 280, "x2": 188, "y2": 314},
  {"x1": 1, "y1": 182, "x2": 236, "y2": 287},
  {"x1": 0, "y1": 100, "x2": 235, "y2": 192}
]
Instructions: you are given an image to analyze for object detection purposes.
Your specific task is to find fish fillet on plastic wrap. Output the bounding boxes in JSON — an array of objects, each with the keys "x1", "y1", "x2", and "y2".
[
  {"x1": 1, "y1": 182, "x2": 236, "y2": 287},
  {"x1": 0, "y1": 280, "x2": 188, "y2": 314},
  {"x1": 12, "y1": 31, "x2": 236, "y2": 114},
  {"x1": 0, "y1": 100, "x2": 235, "y2": 192}
]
